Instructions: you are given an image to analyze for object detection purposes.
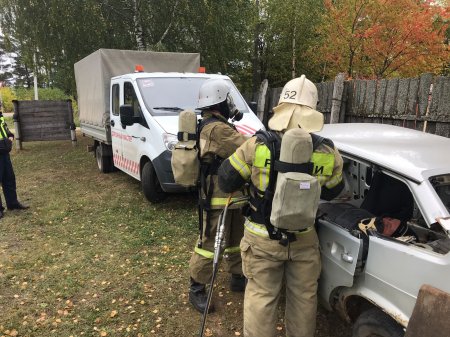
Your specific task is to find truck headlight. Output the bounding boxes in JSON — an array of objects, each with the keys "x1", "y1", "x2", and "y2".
[{"x1": 163, "y1": 133, "x2": 178, "y2": 151}]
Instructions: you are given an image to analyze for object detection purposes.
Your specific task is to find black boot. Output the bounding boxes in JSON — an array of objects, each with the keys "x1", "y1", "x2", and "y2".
[
  {"x1": 189, "y1": 278, "x2": 215, "y2": 313},
  {"x1": 230, "y1": 274, "x2": 246, "y2": 292},
  {"x1": 8, "y1": 202, "x2": 29, "y2": 210}
]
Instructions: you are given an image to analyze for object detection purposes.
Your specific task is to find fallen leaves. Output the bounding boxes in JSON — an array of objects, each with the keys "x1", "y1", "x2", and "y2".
[{"x1": 3, "y1": 329, "x2": 18, "y2": 336}]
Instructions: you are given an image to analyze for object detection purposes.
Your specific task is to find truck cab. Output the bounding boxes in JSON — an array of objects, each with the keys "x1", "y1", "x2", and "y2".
[{"x1": 103, "y1": 72, "x2": 262, "y2": 202}]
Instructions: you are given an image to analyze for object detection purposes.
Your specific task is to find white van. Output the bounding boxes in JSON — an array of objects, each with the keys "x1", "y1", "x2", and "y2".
[{"x1": 75, "y1": 50, "x2": 263, "y2": 203}]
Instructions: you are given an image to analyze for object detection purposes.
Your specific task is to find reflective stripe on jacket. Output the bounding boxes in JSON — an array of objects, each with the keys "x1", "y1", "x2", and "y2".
[
  {"x1": 0, "y1": 115, "x2": 13, "y2": 140},
  {"x1": 227, "y1": 136, "x2": 343, "y2": 191},
  {"x1": 194, "y1": 245, "x2": 241, "y2": 259},
  {"x1": 243, "y1": 218, "x2": 313, "y2": 238}
]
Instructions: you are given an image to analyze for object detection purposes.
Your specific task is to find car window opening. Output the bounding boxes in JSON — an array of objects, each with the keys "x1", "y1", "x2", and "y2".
[{"x1": 318, "y1": 158, "x2": 450, "y2": 255}]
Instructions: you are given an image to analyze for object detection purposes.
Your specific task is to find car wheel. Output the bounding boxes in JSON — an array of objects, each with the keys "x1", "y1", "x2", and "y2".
[
  {"x1": 353, "y1": 308, "x2": 404, "y2": 337},
  {"x1": 96, "y1": 143, "x2": 114, "y2": 173},
  {"x1": 141, "y1": 161, "x2": 166, "y2": 203}
]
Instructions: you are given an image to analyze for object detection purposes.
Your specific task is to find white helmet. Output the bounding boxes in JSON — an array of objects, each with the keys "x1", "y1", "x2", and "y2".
[
  {"x1": 197, "y1": 79, "x2": 230, "y2": 109},
  {"x1": 278, "y1": 75, "x2": 318, "y2": 109}
]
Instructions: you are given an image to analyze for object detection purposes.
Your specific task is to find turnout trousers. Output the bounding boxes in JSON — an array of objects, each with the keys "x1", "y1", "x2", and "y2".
[
  {"x1": 0, "y1": 153, "x2": 18, "y2": 211},
  {"x1": 189, "y1": 208, "x2": 245, "y2": 284},
  {"x1": 240, "y1": 228, "x2": 321, "y2": 337}
]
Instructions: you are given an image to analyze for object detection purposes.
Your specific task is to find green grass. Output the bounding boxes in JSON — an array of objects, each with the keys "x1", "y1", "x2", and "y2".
[
  {"x1": 0, "y1": 132, "x2": 350, "y2": 337},
  {"x1": 0, "y1": 134, "x2": 245, "y2": 337}
]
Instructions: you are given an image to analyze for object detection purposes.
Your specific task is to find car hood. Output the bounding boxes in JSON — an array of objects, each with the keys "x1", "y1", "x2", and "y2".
[{"x1": 317, "y1": 123, "x2": 450, "y2": 183}]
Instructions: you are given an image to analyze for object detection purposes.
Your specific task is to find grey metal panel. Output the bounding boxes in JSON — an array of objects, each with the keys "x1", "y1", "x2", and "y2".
[{"x1": 80, "y1": 123, "x2": 111, "y2": 144}]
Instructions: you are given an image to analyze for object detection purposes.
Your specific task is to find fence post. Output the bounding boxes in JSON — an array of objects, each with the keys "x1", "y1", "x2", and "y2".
[
  {"x1": 330, "y1": 73, "x2": 346, "y2": 124},
  {"x1": 257, "y1": 79, "x2": 268, "y2": 124}
]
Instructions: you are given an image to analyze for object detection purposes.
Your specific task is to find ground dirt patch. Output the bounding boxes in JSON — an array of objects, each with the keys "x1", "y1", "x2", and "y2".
[{"x1": 0, "y1": 132, "x2": 351, "y2": 336}]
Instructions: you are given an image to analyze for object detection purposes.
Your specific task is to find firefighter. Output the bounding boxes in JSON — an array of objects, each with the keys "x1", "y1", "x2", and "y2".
[
  {"x1": 0, "y1": 108, "x2": 29, "y2": 219},
  {"x1": 188, "y1": 78, "x2": 247, "y2": 313},
  {"x1": 218, "y1": 75, "x2": 345, "y2": 337}
]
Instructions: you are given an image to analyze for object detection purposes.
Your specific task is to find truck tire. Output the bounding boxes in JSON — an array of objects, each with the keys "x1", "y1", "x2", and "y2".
[
  {"x1": 96, "y1": 143, "x2": 114, "y2": 173},
  {"x1": 352, "y1": 308, "x2": 404, "y2": 337},
  {"x1": 141, "y1": 161, "x2": 166, "y2": 203}
]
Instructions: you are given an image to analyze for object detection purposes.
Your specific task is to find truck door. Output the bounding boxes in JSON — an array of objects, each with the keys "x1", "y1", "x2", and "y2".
[
  {"x1": 110, "y1": 83, "x2": 123, "y2": 165},
  {"x1": 120, "y1": 81, "x2": 148, "y2": 179}
]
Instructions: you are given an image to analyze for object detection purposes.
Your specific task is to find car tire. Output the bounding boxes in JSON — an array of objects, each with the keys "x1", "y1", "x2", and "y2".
[
  {"x1": 352, "y1": 308, "x2": 404, "y2": 337},
  {"x1": 141, "y1": 161, "x2": 166, "y2": 203},
  {"x1": 96, "y1": 143, "x2": 114, "y2": 173}
]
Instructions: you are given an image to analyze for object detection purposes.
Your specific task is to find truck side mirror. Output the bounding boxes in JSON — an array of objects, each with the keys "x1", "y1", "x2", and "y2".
[
  {"x1": 120, "y1": 105, "x2": 135, "y2": 126},
  {"x1": 248, "y1": 101, "x2": 257, "y2": 113}
]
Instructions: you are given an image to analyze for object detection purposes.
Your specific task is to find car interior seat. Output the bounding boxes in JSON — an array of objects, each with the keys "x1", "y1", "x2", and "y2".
[{"x1": 360, "y1": 171, "x2": 414, "y2": 222}]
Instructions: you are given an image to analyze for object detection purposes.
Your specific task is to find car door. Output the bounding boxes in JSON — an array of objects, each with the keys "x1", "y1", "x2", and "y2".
[
  {"x1": 316, "y1": 157, "x2": 366, "y2": 309},
  {"x1": 110, "y1": 82, "x2": 123, "y2": 167},
  {"x1": 317, "y1": 220, "x2": 363, "y2": 308},
  {"x1": 120, "y1": 81, "x2": 148, "y2": 179}
]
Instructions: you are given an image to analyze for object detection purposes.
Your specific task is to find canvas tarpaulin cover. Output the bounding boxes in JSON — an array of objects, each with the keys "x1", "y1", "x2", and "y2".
[{"x1": 74, "y1": 49, "x2": 200, "y2": 128}]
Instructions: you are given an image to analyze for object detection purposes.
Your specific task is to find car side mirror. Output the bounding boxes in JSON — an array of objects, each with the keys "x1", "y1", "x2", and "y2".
[
  {"x1": 248, "y1": 101, "x2": 258, "y2": 113},
  {"x1": 120, "y1": 105, "x2": 135, "y2": 126}
]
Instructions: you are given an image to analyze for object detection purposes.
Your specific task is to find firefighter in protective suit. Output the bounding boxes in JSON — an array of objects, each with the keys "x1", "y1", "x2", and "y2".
[
  {"x1": 218, "y1": 75, "x2": 345, "y2": 337},
  {"x1": 188, "y1": 79, "x2": 247, "y2": 313}
]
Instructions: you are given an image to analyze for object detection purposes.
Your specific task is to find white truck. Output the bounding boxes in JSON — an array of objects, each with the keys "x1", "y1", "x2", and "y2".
[{"x1": 75, "y1": 49, "x2": 263, "y2": 203}]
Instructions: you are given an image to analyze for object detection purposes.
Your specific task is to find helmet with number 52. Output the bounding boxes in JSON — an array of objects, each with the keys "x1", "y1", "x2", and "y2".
[{"x1": 269, "y1": 75, "x2": 324, "y2": 133}]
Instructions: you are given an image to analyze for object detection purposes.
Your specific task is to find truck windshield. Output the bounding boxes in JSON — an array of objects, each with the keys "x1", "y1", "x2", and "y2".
[
  {"x1": 430, "y1": 174, "x2": 450, "y2": 212},
  {"x1": 136, "y1": 77, "x2": 250, "y2": 116}
]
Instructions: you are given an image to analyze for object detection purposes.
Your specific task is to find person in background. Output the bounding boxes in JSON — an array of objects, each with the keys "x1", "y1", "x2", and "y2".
[{"x1": 0, "y1": 104, "x2": 29, "y2": 219}]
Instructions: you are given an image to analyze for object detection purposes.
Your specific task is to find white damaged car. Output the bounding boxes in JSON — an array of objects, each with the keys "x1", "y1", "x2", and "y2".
[{"x1": 315, "y1": 123, "x2": 450, "y2": 337}]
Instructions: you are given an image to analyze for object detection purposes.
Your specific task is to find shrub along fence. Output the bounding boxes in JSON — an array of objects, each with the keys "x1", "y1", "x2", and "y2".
[{"x1": 255, "y1": 73, "x2": 450, "y2": 138}]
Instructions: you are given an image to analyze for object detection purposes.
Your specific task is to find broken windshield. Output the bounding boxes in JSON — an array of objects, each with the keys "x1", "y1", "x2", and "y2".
[{"x1": 136, "y1": 77, "x2": 250, "y2": 116}]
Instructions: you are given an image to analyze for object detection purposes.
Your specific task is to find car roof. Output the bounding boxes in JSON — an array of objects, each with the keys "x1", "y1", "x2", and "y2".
[
  {"x1": 316, "y1": 123, "x2": 450, "y2": 183},
  {"x1": 113, "y1": 72, "x2": 230, "y2": 80}
]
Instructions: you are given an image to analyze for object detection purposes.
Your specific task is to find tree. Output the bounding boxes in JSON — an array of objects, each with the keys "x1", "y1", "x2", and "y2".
[
  {"x1": 312, "y1": 0, "x2": 450, "y2": 79},
  {"x1": 257, "y1": 0, "x2": 325, "y2": 86},
  {"x1": 0, "y1": 35, "x2": 15, "y2": 85},
  {"x1": 0, "y1": 0, "x2": 257, "y2": 95}
]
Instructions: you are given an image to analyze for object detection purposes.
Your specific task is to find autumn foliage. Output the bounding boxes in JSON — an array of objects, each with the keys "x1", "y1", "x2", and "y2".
[{"x1": 312, "y1": 0, "x2": 450, "y2": 79}]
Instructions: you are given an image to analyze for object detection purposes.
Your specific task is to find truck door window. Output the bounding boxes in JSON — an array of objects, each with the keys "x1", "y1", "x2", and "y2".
[
  {"x1": 112, "y1": 84, "x2": 120, "y2": 116},
  {"x1": 124, "y1": 82, "x2": 142, "y2": 117}
]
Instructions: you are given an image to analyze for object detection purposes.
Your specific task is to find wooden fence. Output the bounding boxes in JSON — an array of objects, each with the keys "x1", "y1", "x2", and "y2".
[
  {"x1": 12, "y1": 100, "x2": 77, "y2": 149},
  {"x1": 256, "y1": 74, "x2": 450, "y2": 137}
]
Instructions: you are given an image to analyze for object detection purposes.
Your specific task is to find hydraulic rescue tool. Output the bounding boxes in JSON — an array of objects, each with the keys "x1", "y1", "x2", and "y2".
[{"x1": 199, "y1": 195, "x2": 249, "y2": 337}]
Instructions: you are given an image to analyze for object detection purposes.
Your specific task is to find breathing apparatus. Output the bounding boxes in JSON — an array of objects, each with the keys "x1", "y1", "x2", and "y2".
[{"x1": 220, "y1": 94, "x2": 243, "y2": 122}]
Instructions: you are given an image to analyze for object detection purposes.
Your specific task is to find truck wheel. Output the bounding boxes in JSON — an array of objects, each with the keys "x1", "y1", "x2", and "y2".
[
  {"x1": 353, "y1": 308, "x2": 404, "y2": 337},
  {"x1": 141, "y1": 161, "x2": 166, "y2": 203},
  {"x1": 96, "y1": 143, "x2": 114, "y2": 173}
]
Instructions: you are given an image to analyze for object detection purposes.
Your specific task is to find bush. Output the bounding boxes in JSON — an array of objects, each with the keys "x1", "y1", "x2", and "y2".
[{"x1": 0, "y1": 87, "x2": 17, "y2": 113}]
